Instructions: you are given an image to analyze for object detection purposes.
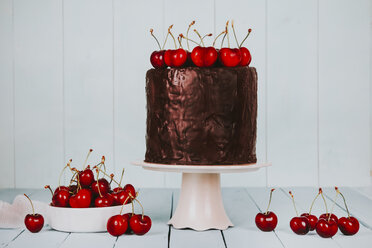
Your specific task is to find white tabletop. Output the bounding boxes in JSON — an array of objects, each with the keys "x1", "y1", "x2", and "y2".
[{"x1": 1, "y1": 187, "x2": 372, "y2": 248}]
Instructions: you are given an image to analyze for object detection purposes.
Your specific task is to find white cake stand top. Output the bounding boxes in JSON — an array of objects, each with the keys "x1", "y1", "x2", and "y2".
[{"x1": 132, "y1": 161, "x2": 271, "y2": 174}]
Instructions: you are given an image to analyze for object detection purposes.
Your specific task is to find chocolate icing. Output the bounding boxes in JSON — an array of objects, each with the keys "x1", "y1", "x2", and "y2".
[{"x1": 145, "y1": 66, "x2": 257, "y2": 165}]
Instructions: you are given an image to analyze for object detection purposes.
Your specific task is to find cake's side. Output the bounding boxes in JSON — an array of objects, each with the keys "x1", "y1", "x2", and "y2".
[{"x1": 145, "y1": 66, "x2": 257, "y2": 165}]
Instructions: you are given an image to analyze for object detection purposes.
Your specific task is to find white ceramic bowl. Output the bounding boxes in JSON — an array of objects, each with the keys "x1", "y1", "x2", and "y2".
[{"x1": 47, "y1": 204, "x2": 132, "y2": 232}]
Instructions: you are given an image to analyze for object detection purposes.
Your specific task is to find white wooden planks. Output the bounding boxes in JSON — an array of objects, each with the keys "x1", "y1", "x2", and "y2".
[
  {"x1": 318, "y1": 0, "x2": 370, "y2": 186},
  {"x1": 266, "y1": 0, "x2": 318, "y2": 186},
  {"x1": 13, "y1": 0, "x2": 64, "y2": 188},
  {"x1": 114, "y1": 0, "x2": 165, "y2": 188},
  {"x1": 222, "y1": 188, "x2": 283, "y2": 248},
  {"x1": 215, "y1": 0, "x2": 268, "y2": 187},
  {"x1": 115, "y1": 188, "x2": 172, "y2": 247},
  {"x1": 0, "y1": 0, "x2": 15, "y2": 189},
  {"x1": 63, "y1": 0, "x2": 114, "y2": 173},
  {"x1": 169, "y1": 190, "x2": 225, "y2": 248}
]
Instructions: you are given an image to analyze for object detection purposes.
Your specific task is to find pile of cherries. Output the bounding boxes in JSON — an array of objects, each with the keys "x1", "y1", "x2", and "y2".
[
  {"x1": 255, "y1": 188, "x2": 360, "y2": 238},
  {"x1": 150, "y1": 20, "x2": 252, "y2": 69},
  {"x1": 23, "y1": 149, "x2": 151, "y2": 236}
]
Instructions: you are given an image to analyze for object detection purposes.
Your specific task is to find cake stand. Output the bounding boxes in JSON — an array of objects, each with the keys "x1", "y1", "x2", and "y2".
[{"x1": 133, "y1": 161, "x2": 271, "y2": 231}]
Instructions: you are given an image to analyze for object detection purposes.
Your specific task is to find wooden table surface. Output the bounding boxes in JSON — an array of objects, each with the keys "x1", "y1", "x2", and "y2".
[{"x1": 1, "y1": 187, "x2": 372, "y2": 248}]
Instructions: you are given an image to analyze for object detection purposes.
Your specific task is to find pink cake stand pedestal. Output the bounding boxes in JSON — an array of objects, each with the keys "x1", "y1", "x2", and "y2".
[{"x1": 133, "y1": 161, "x2": 271, "y2": 231}]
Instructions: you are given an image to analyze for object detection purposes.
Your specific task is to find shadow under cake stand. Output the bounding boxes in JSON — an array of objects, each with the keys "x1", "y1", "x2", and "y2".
[{"x1": 133, "y1": 161, "x2": 271, "y2": 231}]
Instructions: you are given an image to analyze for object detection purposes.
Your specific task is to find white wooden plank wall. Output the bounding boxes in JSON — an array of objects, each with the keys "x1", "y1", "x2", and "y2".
[{"x1": 0, "y1": 0, "x2": 370, "y2": 188}]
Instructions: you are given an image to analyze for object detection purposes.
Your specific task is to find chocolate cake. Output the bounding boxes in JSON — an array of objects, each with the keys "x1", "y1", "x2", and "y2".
[{"x1": 145, "y1": 66, "x2": 257, "y2": 165}]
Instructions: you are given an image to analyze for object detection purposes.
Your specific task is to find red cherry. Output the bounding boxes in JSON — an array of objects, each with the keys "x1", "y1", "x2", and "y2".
[
  {"x1": 316, "y1": 218, "x2": 338, "y2": 238},
  {"x1": 219, "y1": 48, "x2": 241, "y2": 67},
  {"x1": 255, "y1": 189, "x2": 277, "y2": 232},
  {"x1": 69, "y1": 189, "x2": 92, "y2": 208},
  {"x1": 23, "y1": 194, "x2": 44, "y2": 233},
  {"x1": 338, "y1": 216, "x2": 359, "y2": 235},
  {"x1": 94, "y1": 193, "x2": 114, "y2": 207},
  {"x1": 107, "y1": 215, "x2": 128, "y2": 236},
  {"x1": 129, "y1": 214, "x2": 152, "y2": 235},
  {"x1": 123, "y1": 184, "x2": 136, "y2": 202},
  {"x1": 113, "y1": 190, "x2": 130, "y2": 205},
  {"x1": 91, "y1": 178, "x2": 110, "y2": 195},
  {"x1": 164, "y1": 49, "x2": 187, "y2": 67},
  {"x1": 290, "y1": 216, "x2": 310, "y2": 235},
  {"x1": 301, "y1": 213, "x2": 318, "y2": 231},
  {"x1": 319, "y1": 213, "x2": 338, "y2": 223},
  {"x1": 52, "y1": 189, "x2": 70, "y2": 207},
  {"x1": 239, "y1": 47, "x2": 251, "y2": 66},
  {"x1": 25, "y1": 214, "x2": 44, "y2": 233},
  {"x1": 334, "y1": 187, "x2": 359, "y2": 235},
  {"x1": 255, "y1": 211, "x2": 278, "y2": 232},
  {"x1": 150, "y1": 50, "x2": 166, "y2": 69},
  {"x1": 79, "y1": 167, "x2": 95, "y2": 187},
  {"x1": 191, "y1": 46, "x2": 218, "y2": 67},
  {"x1": 54, "y1": 186, "x2": 69, "y2": 195},
  {"x1": 288, "y1": 191, "x2": 310, "y2": 235}
]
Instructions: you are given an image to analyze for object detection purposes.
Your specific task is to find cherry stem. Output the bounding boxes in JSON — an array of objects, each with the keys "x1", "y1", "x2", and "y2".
[
  {"x1": 118, "y1": 168, "x2": 125, "y2": 188},
  {"x1": 177, "y1": 36, "x2": 183, "y2": 48},
  {"x1": 168, "y1": 25, "x2": 177, "y2": 49},
  {"x1": 201, "y1": 33, "x2": 212, "y2": 46},
  {"x1": 309, "y1": 191, "x2": 320, "y2": 215},
  {"x1": 58, "y1": 159, "x2": 72, "y2": 190},
  {"x1": 239, "y1": 28, "x2": 252, "y2": 48},
  {"x1": 119, "y1": 195, "x2": 131, "y2": 215},
  {"x1": 82, "y1": 149, "x2": 93, "y2": 170},
  {"x1": 289, "y1": 191, "x2": 299, "y2": 216},
  {"x1": 96, "y1": 167, "x2": 120, "y2": 186},
  {"x1": 320, "y1": 188, "x2": 329, "y2": 214},
  {"x1": 180, "y1": 34, "x2": 199, "y2": 46},
  {"x1": 162, "y1": 26, "x2": 171, "y2": 50},
  {"x1": 44, "y1": 185, "x2": 54, "y2": 196},
  {"x1": 150, "y1": 29, "x2": 161, "y2": 50},
  {"x1": 213, "y1": 31, "x2": 226, "y2": 47},
  {"x1": 95, "y1": 168, "x2": 103, "y2": 197},
  {"x1": 193, "y1": 29, "x2": 204, "y2": 47},
  {"x1": 226, "y1": 22, "x2": 230, "y2": 48},
  {"x1": 69, "y1": 171, "x2": 78, "y2": 186},
  {"x1": 133, "y1": 197, "x2": 145, "y2": 220},
  {"x1": 231, "y1": 20, "x2": 239, "y2": 47},
  {"x1": 265, "y1": 188, "x2": 275, "y2": 214},
  {"x1": 24, "y1": 194, "x2": 35, "y2": 215},
  {"x1": 186, "y1": 20, "x2": 195, "y2": 50},
  {"x1": 330, "y1": 190, "x2": 339, "y2": 217},
  {"x1": 221, "y1": 21, "x2": 229, "y2": 48},
  {"x1": 337, "y1": 188, "x2": 351, "y2": 218},
  {"x1": 72, "y1": 168, "x2": 82, "y2": 191}
]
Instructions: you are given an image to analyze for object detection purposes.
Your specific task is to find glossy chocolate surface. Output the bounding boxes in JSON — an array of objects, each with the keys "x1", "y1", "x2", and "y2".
[{"x1": 145, "y1": 66, "x2": 257, "y2": 165}]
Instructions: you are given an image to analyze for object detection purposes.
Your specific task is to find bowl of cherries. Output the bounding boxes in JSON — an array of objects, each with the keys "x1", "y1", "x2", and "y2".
[{"x1": 44, "y1": 149, "x2": 145, "y2": 233}]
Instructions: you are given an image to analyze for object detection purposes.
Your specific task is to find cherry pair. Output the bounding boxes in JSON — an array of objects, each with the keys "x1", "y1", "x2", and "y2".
[{"x1": 107, "y1": 195, "x2": 151, "y2": 236}]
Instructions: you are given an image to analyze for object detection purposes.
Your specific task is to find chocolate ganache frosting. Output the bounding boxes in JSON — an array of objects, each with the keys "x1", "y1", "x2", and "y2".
[{"x1": 145, "y1": 66, "x2": 257, "y2": 165}]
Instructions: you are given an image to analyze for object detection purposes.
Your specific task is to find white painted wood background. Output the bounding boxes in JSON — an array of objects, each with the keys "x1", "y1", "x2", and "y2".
[{"x1": 0, "y1": 0, "x2": 371, "y2": 189}]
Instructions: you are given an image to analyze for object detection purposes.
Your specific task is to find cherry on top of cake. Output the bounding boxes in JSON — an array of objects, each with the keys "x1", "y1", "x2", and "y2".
[{"x1": 149, "y1": 20, "x2": 252, "y2": 69}]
